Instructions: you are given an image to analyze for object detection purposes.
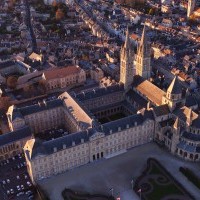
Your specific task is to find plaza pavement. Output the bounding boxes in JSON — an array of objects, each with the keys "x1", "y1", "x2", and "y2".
[{"x1": 38, "y1": 143, "x2": 200, "y2": 200}]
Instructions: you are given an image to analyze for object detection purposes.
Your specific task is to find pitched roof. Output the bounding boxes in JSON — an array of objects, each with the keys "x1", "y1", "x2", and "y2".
[
  {"x1": 133, "y1": 76, "x2": 165, "y2": 106},
  {"x1": 44, "y1": 66, "x2": 81, "y2": 80},
  {"x1": 0, "y1": 126, "x2": 32, "y2": 146},
  {"x1": 173, "y1": 106, "x2": 200, "y2": 128},
  {"x1": 102, "y1": 110, "x2": 154, "y2": 135},
  {"x1": 25, "y1": 129, "x2": 95, "y2": 159},
  {"x1": 153, "y1": 104, "x2": 170, "y2": 117},
  {"x1": 19, "y1": 99, "x2": 63, "y2": 116},
  {"x1": 75, "y1": 84, "x2": 124, "y2": 101},
  {"x1": 167, "y1": 76, "x2": 183, "y2": 94},
  {"x1": 59, "y1": 92, "x2": 94, "y2": 130}
]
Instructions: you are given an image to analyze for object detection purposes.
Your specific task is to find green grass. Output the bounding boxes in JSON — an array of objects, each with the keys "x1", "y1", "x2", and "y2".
[
  {"x1": 146, "y1": 178, "x2": 182, "y2": 200},
  {"x1": 135, "y1": 159, "x2": 192, "y2": 200},
  {"x1": 148, "y1": 164, "x2": 163, "y2": 175},
  {"x1": 179, "y1": 167, "x2": 200, "y2": 189}
]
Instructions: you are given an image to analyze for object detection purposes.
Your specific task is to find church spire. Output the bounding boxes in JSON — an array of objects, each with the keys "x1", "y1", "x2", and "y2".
[
  {"x1": 120, "y1": 25, "x2": 134, "y2": 90},
  {"x1": 140, "y1": 24, "x2": 147, "y2": 47},
  {"x1": 135, "y1": 24, "x2": 151, "y2": 80},
  {"x1": 124, "y1": 26, "x2": 130, "y2": 49}
]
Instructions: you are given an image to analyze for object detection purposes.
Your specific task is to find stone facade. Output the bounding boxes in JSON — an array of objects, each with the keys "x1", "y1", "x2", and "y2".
[{"x1": 24, "y1": 110, "x2": 154, "y2": 183}]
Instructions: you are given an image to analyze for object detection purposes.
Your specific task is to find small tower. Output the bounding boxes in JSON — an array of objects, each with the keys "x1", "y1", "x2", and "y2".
[
  {"x1": 135, "y1": 25, "x2": 151, "y2": 80},
  {"x1": 171, "y1": 117, "x2": 181, "y2": 154},
  {"x1": 187, "y1": 0, "x2": 196, "y2": 18},
  {"x1": 162, "y1": 76, "x2": 185, "y2": 111},
  {"x1": 120, "y1": 26, "x2": 134, "y2": 90}
]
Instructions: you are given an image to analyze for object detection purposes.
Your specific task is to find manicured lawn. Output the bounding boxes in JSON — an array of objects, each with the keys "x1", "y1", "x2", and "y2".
[
  {"x1": 134, "y1": 158, "x2": 194, "y2": 200},
  {"x1": 179, "y1": 167, "x2": 200, "y2": 189},
  {"x1": 146, "y1": 178, "x2": 182, "y2": 200}
]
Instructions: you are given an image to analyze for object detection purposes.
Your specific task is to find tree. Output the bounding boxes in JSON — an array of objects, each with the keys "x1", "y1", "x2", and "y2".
[
  {"x1": 56, "y1": 8, "x2": 64, "y2": 21},
  {"x1": 52, "y1": 0, "x2": 58, "y2": 7},
  {"x1": 0, "y1": 97, "x2": 11, "y2": 112},
  {"x1": 7, "y1": 76, "x2": 17, "y2": 89}
]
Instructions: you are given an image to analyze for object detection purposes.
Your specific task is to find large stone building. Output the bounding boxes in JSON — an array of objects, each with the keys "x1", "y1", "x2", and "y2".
[
  {"x1": 2, "y1": 25, "x2": 200, "y2": 184},
  {"x1": 44, "y1": 65, "x2": 86, "y2": 90},
  {"x1": 0, "y1": 126, "x2": 32, "y2": 161}
]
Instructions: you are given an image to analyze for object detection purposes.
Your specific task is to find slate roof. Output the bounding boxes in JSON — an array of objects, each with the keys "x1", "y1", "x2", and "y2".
[
  {"x1": 182, "y1": 131, "x2": 200, "y2": 141},
  {"x1": 177, "y1": 141, "x2": 196, "y2": 153},
  {"x1": 75, "y1": 84, "x2": 124, "y2": 101},
  {"x1": 27, "y1": 110, "x2": 154, "y2": 159},
  {"x1": 126, "y1": 89, "x2": 147, "y2": 108},
  {"x1": 167, "y1": 76, "x2": 183, "y2": 94},
  {"x1": 19, "y1": 99, "x2": 63, "y2": 116},
  {"x1": 28, "y1": 129, "x2": 95, "y2": 158},
  {"x1": 173, "y1": 106, "x2": 200, "y2": 128},
  {"x1": 0, "y1": 61, "x2": 15, "y2": 70},
  {"x1": 0, "y1": 126, "x2": 32, "y2": 146},
  {"x1": 185, "y1": 95, "x2": 198, "y2": 107},
  {"x1": 102, "y1": 110, "x2": 154, "y2": 135},
  {"x1": 153, "y1": 104, "x2": 170, "y2": 117}
]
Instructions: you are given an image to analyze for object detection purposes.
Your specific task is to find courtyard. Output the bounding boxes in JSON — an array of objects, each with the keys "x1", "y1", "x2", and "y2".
[
  {"x1": 98, "y1": 113, "x2": 126, "y2": 124},
  {"x1": 38, "y1": 143, "x2": 200, "y2": 200}
]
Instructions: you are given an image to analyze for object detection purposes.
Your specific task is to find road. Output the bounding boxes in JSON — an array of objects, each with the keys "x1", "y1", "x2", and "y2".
[{"x1": 23, "y1": 0, "x2": 37, "y2": 52}]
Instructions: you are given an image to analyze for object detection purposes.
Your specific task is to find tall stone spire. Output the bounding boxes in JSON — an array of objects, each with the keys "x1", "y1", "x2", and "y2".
[
  {"x1": 187, "y1": 0, "x2": 196, "y2": 19},
  {"x1": 124, "y1": 26, "x2": 130, "y2": 49},
  {"x1": 135, "y1": 25, "x2": 151, "y2": 80},
  {"x1": 138, "y1": 24, "x2": 147, "y2": 52},
  {"x1": 120, "y1": 26, "x2": 134, "y2": 90}
]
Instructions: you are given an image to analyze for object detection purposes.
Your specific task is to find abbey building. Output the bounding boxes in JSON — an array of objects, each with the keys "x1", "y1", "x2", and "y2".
[{"x1": 2, "y1": 25, "x2": 200, "y2": 184}]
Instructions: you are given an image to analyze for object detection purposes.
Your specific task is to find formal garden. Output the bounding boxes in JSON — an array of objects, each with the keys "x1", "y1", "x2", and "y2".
[
  {"x1": 62, "y1": 189, "x2": 115, "y2": 200},
  {"x1": 179, "y1": 167, "x2": 200, "y2": 190},
  {"x1": 134, "y1": 158, "x2": 195, "y2": 200}
]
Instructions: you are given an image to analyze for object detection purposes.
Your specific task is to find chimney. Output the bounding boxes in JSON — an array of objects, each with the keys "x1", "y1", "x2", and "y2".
[
  {"x1": 147, "y1": 101, "x2": 151, "y2": 110},
  {"x1": 43, "y1": 99, "x2": 47, "y2": 106}
]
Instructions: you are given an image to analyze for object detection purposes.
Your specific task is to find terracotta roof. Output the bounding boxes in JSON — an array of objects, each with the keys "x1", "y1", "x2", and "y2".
[
  {"x1": 133, "y1": 76, "x2": 165, "y2": 106},
  {"x1": 44, "y1": 66, "x2": 81, "y2": 80},
  {"x1": 130, "y1": 33, "x2": 139, "y2": 41}
]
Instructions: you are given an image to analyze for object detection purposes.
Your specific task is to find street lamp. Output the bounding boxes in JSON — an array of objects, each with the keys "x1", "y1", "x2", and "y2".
[
  {"x1": 109, "y1": 188, "x2": 114, "y2": 197},
  {"x1": 131, "y1": 179, "x2": 134, "y2": 190}
]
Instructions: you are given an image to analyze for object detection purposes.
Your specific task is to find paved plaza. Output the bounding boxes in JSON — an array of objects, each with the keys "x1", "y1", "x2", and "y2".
[{"x1": 39, "y1": 143, "x2": 200, "y2": 200}]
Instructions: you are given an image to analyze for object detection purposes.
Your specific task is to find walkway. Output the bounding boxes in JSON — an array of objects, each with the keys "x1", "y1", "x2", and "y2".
[{"x1": 38, "y1": 143, "x2": 200, "y2": 200}]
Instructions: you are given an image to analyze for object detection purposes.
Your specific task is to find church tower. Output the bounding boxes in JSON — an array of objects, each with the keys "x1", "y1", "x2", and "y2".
[
  {"x1": 135, "y1": 25, "x2": 151, "y2": 80},
  {"x1": 187, "y1": 0, "x2": 196, "y2": 18},
  {"x1": 162, "y1": 76, "x2": 185, "y2": 111},
  {"x1": 120, "y1": 27, "x2": 134, "y2": 90}
]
